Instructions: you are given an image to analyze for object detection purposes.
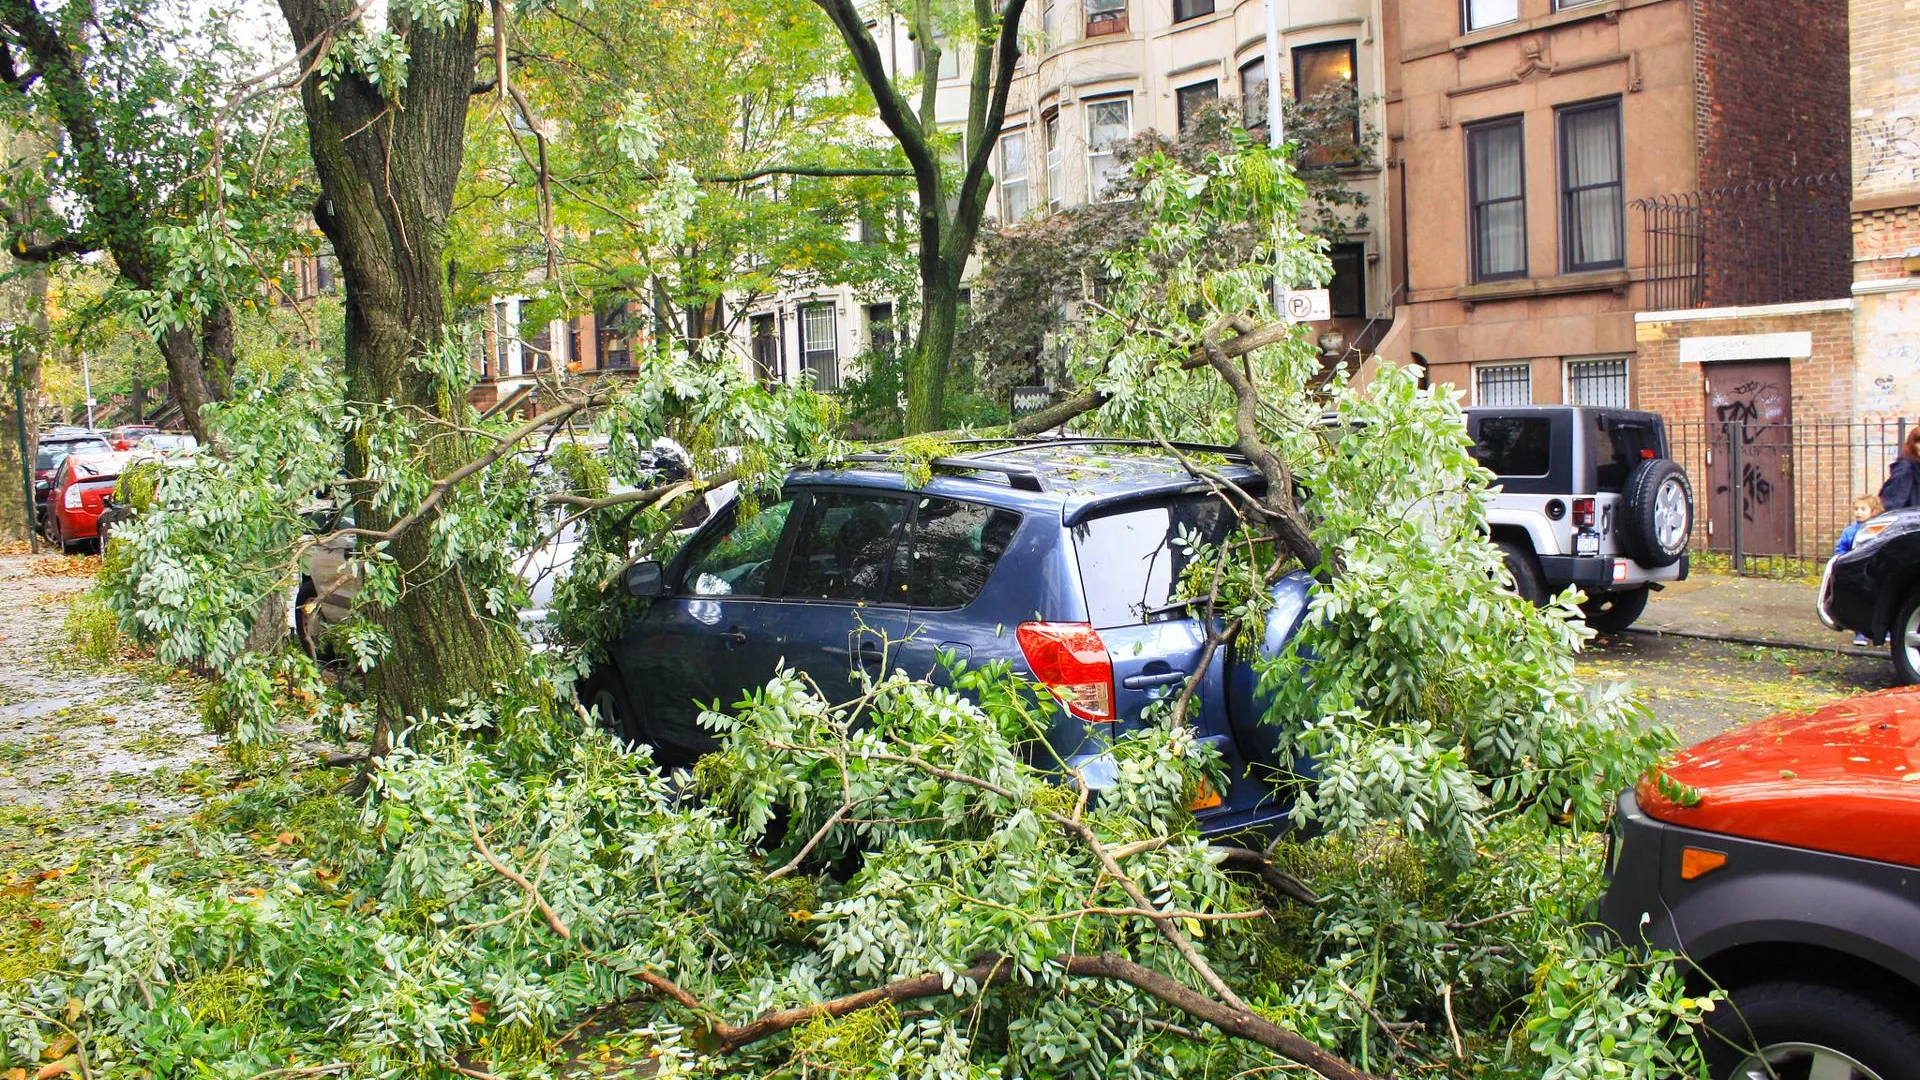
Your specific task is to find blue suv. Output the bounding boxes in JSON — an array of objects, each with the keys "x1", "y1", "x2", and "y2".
[{"x1": 584, "y1": 439, "x2": 1314, "y2": 837}]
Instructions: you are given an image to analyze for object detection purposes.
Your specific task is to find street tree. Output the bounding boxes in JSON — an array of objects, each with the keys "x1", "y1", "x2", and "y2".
[
  {"x1": 809, "y1": 0, "x2": 1026, "y2": 432},
  {"x1": 0, "y1": 0, "x2": 315, "y2": 442},
  {"x1": 458, "y1": 0, "x2": 914, "y2": 357}
]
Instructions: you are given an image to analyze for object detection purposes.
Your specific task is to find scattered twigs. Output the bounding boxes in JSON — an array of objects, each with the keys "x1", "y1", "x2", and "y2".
[
  {"x1": 1446, "y1": 907, "x2": 1530, "y2": 932},
  {"x1": 1442, "y1": 983, "x2": 1465, "y2": 1059},
  {"x1": 465, "y1": 804, "x2": 570, "y2": 941},
  {"x1": 244, "y1": 1065, "x2": 353, "y2": 1080},
  {"x1": 1029, "y1": 906, "x2": 1269, "y2": 924},
  {"x1": 767, "y1": 744, "x2": 856, "y2": 882},
  {"x1": 1210, "y1": 847, "x2": 1320, "y2": 908}
]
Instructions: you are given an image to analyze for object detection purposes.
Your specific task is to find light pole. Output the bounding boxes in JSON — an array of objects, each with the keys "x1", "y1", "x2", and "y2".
[
  {"x1": 9, "y1": 326, "x2": 37, "y2": 552},
  {"x1": 1262, "y1": 0, "x2": 1286, "y2": 150},
  {"x1": 81, "y1": 355, "x2": 94, "y2": 429}
]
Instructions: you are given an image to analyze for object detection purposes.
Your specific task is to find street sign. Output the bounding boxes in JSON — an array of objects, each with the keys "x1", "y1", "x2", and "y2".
[
  {"x1": 1282, "y1": 289, "x2": 1331, "y2": 323},
  {"x1": 1011, "y1": 385, "x2": 1052, "y2": 416}
]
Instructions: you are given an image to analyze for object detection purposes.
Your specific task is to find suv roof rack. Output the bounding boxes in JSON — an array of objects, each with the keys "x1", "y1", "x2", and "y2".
[
  {"x1": 942, "y1": 436, "x2": 1249, "y2": 461},
  {"x1": 838, "y1": 452, "x2": 1048, "y2": 492}
]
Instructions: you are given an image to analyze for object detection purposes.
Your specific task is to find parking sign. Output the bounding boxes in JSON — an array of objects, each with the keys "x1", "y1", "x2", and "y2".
[{"x1": 1283, "y1": 289, "x2": 1331, "y2": 323}]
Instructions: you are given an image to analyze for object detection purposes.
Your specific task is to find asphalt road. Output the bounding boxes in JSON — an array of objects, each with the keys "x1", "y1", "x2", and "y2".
[{"x1": 1580, "y1": 628, "x2": 1898, "y2": 745}]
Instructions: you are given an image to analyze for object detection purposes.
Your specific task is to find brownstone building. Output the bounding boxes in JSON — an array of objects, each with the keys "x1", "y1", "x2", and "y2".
[{"x1": 1376, "y1": 0, "x2": 1852, "y2": 422}]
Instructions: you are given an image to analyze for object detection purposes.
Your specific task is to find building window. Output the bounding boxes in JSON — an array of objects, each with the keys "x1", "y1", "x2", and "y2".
[
  {"x1": 1173, "y1": 0, "x2": 1213, "y2": 22},
  {"x1": 597, "y1": 301, "x2": 633, "y2": 370},
  {"x1": 801, "y1": 304, "x2": 840, "y2": 391},
  {"x1": 1467, "y1": 116, "x2": 1527, "y2": 282},
  {"x1": 1176, "y1": 80, "x2": 1218, "y2": 133},
  {"x1": 1475, "y1": 363, "x2": 1532, "y2": 406},
  {"x1": 1293, "y1": 41, "x2": 1359, "y2": 162},
  {"x1": 1463, "y1": 0, "x2": 1517, "y2": 32},
  {"x1": 999, "y1": 129, "x2": 1030, "y2": 220},
  {"x1": 1086, "y1": 97, "x2": 1132, "y2": 202},
  {"x1": 1566, "y1": 356, "x2": 1629, "y2": 407},
  {"x1": 1557, "y1": 99, "x2": 1625, "y2": 273},
  {"x1": 1239, "y1": 56, "x2": 1267, "y2": 129},
  {"x1": 932, "y1": 32, "x2": 959, "y2": 81},
  {"x1": 866, "y1": 303, "x2": 896, "y2": 358},
  {"x1": 1555, "y1": 0, "x2": 1603, "y2": 8},
  {"x1": 1085, "y1": 0, "x2": 1126, "y2": 36},
  {"x1": 526, "y1": 320, "x2": 552, "y2": 372},
  {"x1": 1044, "y1": 111, "x2": 1063, "y2": 208},
  {"x1": 750, "y1": 313, "x2": 780, "y2": 384},
  {"x1": 1328, "y1": 242, "x2": 1365, "y2": 317}
]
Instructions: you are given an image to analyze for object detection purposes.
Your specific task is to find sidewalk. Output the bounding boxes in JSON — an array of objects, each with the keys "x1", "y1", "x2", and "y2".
[{"x1": 1630, "y1": 571, "x2": 1880, "y2": 655}]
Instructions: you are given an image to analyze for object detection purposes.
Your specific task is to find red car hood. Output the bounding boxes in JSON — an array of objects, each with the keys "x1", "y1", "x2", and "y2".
[{"x1": 1637, "y1": 687, "x2": 1920, "y2": 868}]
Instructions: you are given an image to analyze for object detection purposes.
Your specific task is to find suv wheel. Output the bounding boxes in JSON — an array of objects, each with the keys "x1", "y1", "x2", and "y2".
[
  {"x1": 1893, "y1": 590, "x2": 1920, "y2": 687},
  {"x1": 1620, "y1": 459, "x2": 1693, "y2": 569},
  {"x1": 1704, "y1": 980, "x2": 1920, "y2": 1080},
  {"x1": 1580, "y1": 588, "x2": 1649, "y2": 632},
  {"x1": 1495, "y1": 539, "x2": 1546, "y2": 605}
]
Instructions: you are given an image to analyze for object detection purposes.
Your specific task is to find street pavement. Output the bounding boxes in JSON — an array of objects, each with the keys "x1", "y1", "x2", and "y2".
[{"x1": 1578, "y1": 571, "x2": 1897, "y2": 744}]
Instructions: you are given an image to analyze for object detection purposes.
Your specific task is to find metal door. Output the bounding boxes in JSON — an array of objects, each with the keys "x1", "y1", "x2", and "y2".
[{"x1": 1705, "y1": 360, "x2": 1795, "y2": 556}]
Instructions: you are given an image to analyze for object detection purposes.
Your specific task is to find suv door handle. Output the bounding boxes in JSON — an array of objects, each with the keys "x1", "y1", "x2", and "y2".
[
  {"x1": 853, "y1": 641, "x2": 883, "y2": 668},
  {"x1": 1122, "y1": 670, "x2": 1188, "y2": 690},
  {"x1": 720, "y1": 627, "x2": 747, "y2": 647}
]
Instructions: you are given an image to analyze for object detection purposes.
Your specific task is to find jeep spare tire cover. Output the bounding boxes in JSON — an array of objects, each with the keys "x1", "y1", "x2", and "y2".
[{"x1": 1619, "y1": 458, "x2": 1692, "y2": 568}]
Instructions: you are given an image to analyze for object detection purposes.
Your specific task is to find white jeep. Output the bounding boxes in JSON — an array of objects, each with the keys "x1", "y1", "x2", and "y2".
[{"x1": 1465, "y1": 406, "x2": 1694, "y2": 631}]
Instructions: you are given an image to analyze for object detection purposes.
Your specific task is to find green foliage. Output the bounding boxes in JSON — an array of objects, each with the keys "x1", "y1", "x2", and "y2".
[{"x1": 64, "y1": 590, "x2": 123, "y2": 664}]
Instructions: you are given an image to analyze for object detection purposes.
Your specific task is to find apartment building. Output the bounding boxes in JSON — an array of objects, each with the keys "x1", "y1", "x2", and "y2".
[
  {"x1": 1379, "y1": 0, "x2": 1851, "y2": 420},
  {"x1": 1850, "y1": 0, "x2": 1920, "y2": 425}
]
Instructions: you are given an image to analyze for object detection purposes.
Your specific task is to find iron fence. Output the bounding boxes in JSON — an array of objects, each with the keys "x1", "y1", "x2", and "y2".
[
  {"x1": 1630, "y1": 173, "x2": 1851, "y2": 311},
  {"x1": 1667, "y1": 417, "x2": 1913, "y2": 576}
]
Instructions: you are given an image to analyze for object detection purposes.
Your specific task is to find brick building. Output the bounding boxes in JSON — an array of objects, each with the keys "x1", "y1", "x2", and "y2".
[
  {"x1": 1375, "y1": 0, "x2": 1852, "y2": 416},
  {"x1": 1850, "y1": 0, "x2": 1920, "y2": 430}
]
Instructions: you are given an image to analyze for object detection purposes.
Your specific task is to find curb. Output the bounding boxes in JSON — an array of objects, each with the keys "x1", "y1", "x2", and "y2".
[{"x1": 1619, "y1": 624, "x2": 1884, "y2": 658}]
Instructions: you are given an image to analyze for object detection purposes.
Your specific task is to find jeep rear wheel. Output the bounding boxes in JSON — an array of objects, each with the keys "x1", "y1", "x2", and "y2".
[
  {"x1": 1495, "y1": 539, "x2": 1546, "y2": 605},
  {"x1": 1704, "y1": 980, "x2": 1920, "y2": 1080},
  {"x1": 1580, "y1": 588, "x2": 1649, "y2": 632},
  {"x1": 1620, "y1": 459, "x2": 1693, "y2": 569}
]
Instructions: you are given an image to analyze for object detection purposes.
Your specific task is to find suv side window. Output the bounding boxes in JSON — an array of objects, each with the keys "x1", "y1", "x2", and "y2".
[
  {"x1": 783, "y1": 492, "x2": 908, "y2": 603},
  {"x1": 1588, "y1": 415, "x2": 1662, "y2": 492},
  {"x1": 1074, "y1": 496, "x2": 1236, "y2": 627},
  {"x1": 682, "y1": 496, "x2": 794, "y2": 597},
  {"x1": 907, "y1": 497, "x2": 1021, "y2": 609},
  {"x1": 1472, "y1": 416, "x2": 1552, "y2": 477}
]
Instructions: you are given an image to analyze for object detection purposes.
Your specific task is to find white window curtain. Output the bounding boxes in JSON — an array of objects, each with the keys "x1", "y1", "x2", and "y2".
[
  {"x1": 1086, "y1": 98, "x2": 1132, "y2": 202},
  {"x1": 1465, "y1": 0, "x2": 1517, "y2": 31},
  {"x1": 1000, "y1": 130, "x2": 1030, "y2": 220},
  {"x1": 1560, "y1": 103, "x2": 1624, "y2": 271},
  {"x1": 1045, "y1": 113, "x2": 1063, "y2": 207},
  {"x1": 1469, "y1": 121, "x2": 1526, "y2": 279}
]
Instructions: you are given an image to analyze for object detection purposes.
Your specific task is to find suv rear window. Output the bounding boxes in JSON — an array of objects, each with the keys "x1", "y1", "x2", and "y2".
[
  {"x1": 1471, "y1": 417, "x2": 1551, "y2": 477},
  {"x1": 1588, "y1": 416, "x2": 1663, "y2": 492},
  {"x1": 36, "y1": 438, "x2": 108, "y2": 472},
  {"x1": 906, "y1": 497, "x2": 1020, "y2": 609},
  {"x1": 1073, "y1": 496, "x2": 1236, "y2": 627}
]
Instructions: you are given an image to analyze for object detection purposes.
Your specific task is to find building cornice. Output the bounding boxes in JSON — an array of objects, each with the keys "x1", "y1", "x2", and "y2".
[
  {"x1": 1400, "y1": 0, "x2": 1675, "y2": 64},
  {"x1": 1852, "y1": 278, "x2": 1920, "y2": 297},
  {"x1": 1854, "y1": 188, "x2": 1920, "y2": 214},
  {"x1": 1633, "y1": 298, "x2": 1854, "y2": 322}
]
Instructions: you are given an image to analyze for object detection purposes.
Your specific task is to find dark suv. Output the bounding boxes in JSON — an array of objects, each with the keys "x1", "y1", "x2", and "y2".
[{"x1": 585, "y1": 441, "x2": 1314, "y2": 837}]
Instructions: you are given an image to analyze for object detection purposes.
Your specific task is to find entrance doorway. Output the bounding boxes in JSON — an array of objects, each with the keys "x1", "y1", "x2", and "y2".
[{"x1": 1705, "y1": 360, "x2": 1794, "y2": 555}]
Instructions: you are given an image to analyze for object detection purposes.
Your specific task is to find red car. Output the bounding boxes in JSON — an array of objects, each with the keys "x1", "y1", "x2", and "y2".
[
  {"x1": 45, "y1": 451, "x2": 129, "y2": 553},
  {"x1": 1599, "y1": 687, "x2": 1920, "y2": 1079},
  {"x1": 107, "y1": 424, "x2": 160, "y2": 451}
]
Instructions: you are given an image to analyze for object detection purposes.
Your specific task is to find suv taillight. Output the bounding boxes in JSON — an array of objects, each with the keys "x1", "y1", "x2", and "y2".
[
  {"x1": 1017, "y1": 622, "x2": 1114, "y2": 722},
  {"x1": 63, "y1": 484, "x2": 82, "y2": 510},
  {"x1": 1572, "y1": 498, "x2": 1595, "y2": 529}
]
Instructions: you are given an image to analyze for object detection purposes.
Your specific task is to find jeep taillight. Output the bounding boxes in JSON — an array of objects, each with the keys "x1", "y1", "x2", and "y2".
[
  {"x1": 1572, "y1": 498, "x2": 1595, "y2": 529},
  {"x1": 1017, "y1": 622, "x2": 1114, "y2": 722}
]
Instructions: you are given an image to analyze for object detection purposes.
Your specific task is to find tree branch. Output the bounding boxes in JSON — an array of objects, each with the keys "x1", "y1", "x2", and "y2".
[{"x1": 9, "y1": 233, "x2": 94, "y2": 262}]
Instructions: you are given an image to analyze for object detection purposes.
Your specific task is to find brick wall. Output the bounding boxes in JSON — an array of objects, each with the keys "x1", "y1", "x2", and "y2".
[
  {"x1": 1851, "y1": 0, "x2": 1920, "y2": 197},
  {"x1": 1696, "y1": 0, "x2": 1851, "y2": 185},
  {"x1": 1634, "y1": 306, "x2": 1858, "y2": 557},
  {"x1": 1853, "y1": 203, "x2": 1920, "y2": 282}
]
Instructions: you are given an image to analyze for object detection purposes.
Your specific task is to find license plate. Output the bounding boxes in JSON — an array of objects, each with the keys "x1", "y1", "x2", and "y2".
[
  {"x1": 1575, "y1": 533, "x2": 1600, "y2": 556},
  {"x1": 1187, "y1": 778, "x2": 1222, "y2": 811}
]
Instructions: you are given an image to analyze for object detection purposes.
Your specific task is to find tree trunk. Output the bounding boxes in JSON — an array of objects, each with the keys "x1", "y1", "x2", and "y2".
[
  {"x1": 281, "y1": 0, "x2": 527, "y2": 729},
  {"x1": 0, "y1": 123, "x2": 47, "y2": 541},
  {"x1": 906, "y1": 265, "x2": 961, "y2": 434},
  {"x1": 159, "y1": 327, "x2": 218, "y2": 443}
]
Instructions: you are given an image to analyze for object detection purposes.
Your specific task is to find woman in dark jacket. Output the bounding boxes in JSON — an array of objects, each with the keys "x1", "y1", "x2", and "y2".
[{"x1": 1881, "y1": 428, "x2": 1920, "y2": 511}]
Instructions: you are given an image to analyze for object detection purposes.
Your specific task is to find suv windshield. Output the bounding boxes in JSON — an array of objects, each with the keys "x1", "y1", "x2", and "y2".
[{"x1": 1073, "y1": 495, "x2": 1237, "y2": 627}]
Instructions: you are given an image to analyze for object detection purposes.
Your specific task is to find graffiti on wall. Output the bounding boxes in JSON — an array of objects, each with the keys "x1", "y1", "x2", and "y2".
[{"x1": 1859, "y1": 114, "x2": 1920, "y2": 186}]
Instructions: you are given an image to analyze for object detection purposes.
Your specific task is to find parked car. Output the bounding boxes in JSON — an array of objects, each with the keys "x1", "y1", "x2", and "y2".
[
  {"x1": 106, "y1": 424, "x2": 161, "y2": 451},
  {"x1": 1466, "y1": 405, "x2": 1693, "y2": 630},
  {"x1": 1597, "y1": 686, "x2": 1920, "y2": 1078},
  {"x1": 584, "y1": 440, "x2": 1316, "y2": 838},
  {"x1": 44, "y1": 451, "x2": 130, "y2": 553},
  {"x1": 1819, "y1": 506, "x2": 1920, "y2": 684},
  {"x1": 33, "y1": 429, "x2": 110, "y2": 526}
]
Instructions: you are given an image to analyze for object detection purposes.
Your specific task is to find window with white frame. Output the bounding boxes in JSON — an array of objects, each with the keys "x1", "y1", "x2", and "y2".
[
  {"x1": 801, "y1": 304, "x2": 840, "y2": 391},
  {"x1": 1463, "y1": 0, "x2": 1517, "y2": 32},
  {"x1": 1045, "y1": 111, "x2": 1063, "y2": 208},
  {"x1": 1565, "y1": 357, "x2": 1629, "y2": 407},
  {"x1": 932, "y1": 32, "x2": 959, "y2": 81},
  {"x1": 1041, "y1": 0, "x2": 1055, "y2": 36},
  {"x1": 999, "y1": 129, "x2": 1030, "y2": 221},
  {"x1": 1085, "y1": 97, "x2": 1132, "y2": 203},
  {"x1": 1475, "y1": 362, "x2": 1532, "y2": 406}
]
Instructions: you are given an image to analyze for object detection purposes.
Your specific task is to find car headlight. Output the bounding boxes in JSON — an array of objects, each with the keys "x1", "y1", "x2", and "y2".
[{"x1": 1852, "y1": 517, "x2": 1898, "y2": 550}]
